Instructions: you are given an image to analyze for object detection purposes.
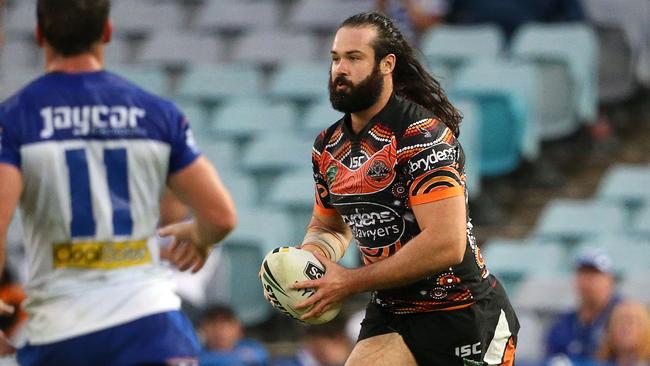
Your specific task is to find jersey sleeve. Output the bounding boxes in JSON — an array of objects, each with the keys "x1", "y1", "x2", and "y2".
[
  {"x1": 168, "y1": 105, "x2": 201, "y2": 176},
  {"x1": 398, "y1": 118, "x2": 465, "y2": 206},
  {"x1": 0, "y1": 108, "x2": 21, "y2": 169},
  {"x1": 312, "y1": 131, "x2": 337, "y2": 216}
]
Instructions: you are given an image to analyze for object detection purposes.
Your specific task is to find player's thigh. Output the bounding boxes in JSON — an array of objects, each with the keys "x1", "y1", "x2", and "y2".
[{"x1": 346, "y1": 332, "x2": 417, "y2": 366}]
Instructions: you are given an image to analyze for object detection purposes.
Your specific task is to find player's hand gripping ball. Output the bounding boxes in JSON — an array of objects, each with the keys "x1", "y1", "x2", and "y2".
[{"x1": 260, "y1": 246, "x2": 341, "y2": 324}]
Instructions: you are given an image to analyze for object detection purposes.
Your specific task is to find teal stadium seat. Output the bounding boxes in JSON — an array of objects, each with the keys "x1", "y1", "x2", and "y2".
[
  {"x1": 137, "y1": 31, "x2": 221, "y2": 67},
  {"x1": 631, "y1": 205, "x2": 650, "y2": 239},
  {"x1": 111, "y1": 1, "x2": 182, "y2": 37},
  {"x1": 596, "y1": 164, "x2": 650, "y2": 212},
  {"x1": 482, "y1": 239, "x2": 567, "y2": 294},
  {"x1": 5, "y1": 1, "x2": 36, "y2": 37},
  {"x1": 512, "y1": 24, "x2": 598, "y2": 137},
  {"x1": 109, "y1": 65, "x2": 169, "y2": 96},
  {"x1": 300, "y1": 99, "x2": 344, "y2": 137},
  {"x1": 452, "y1": 62, "x2": 528, "y2": 177},
  {"x1": 194, "y1": 1, "x2": 278, "y2": 34},
  {"x1": 0, "y1": 40, "x2": 41, "y2": 72},
  {"x1": 231, "y1": 31, "x2": 318, "y2": 67},
  {"x1": 177, "y1": 64, "x2": 261, "y2": 102},
  {"x1": 453, "y1": 98, "x2": 482, "y2": 198},
  {"x1": 225, "y1": 207, "x2": 298, "y2": 255},
  {"x1": 533, "y1": 199, "x2": 626, "y2": 244},
  {"x1": 421, "y1": 25, "x2": 505, "y2": 81},
  {"x1": 217, "y1": 169, "x2": 259, "y2": 208},
  {"x1": 198, "y1": 139, "x2": 239, "y2": 172},
  {"x1": 289, "y1": 0, "x2": 374, "y2": 33},
  {"x1": 242, "y1": 132, "x2": 313, "y2": 174},
  {"x1": 269, "y1": 62, "x2": 330, "y2": 104},
  {"x1": 210, "y1": 98, "x2": 297, "y2": 140}
]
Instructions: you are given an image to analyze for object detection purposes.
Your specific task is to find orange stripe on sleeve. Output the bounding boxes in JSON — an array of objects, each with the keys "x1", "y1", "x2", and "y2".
[
  {"x1": 409, "y1": 186, "x2": 464, "y2": 206},
  {"x1": 314, "y1": 204, "x2": 338, "y2": 217}
]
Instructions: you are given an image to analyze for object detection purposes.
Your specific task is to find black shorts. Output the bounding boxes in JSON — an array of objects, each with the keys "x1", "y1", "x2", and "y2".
[{"x1": 357, "y1": 276, "x2": 519, "y2": 366}]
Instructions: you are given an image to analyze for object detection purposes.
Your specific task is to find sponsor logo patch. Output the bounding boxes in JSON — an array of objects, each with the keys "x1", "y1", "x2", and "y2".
[{"x1": 52, "y1": 239, "x2": 151, "y2": 269}]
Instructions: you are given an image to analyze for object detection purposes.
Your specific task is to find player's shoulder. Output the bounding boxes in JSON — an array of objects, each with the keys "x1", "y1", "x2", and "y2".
[
  {"x1": 313, "y1": 117, "x2": 344, "y2": 152},
  {"x1": 393, "y1": 96, "x2": 454, "y2": 143},
  {"x1": 105, "y1": 71, "x2": 181, "y2": 118}
]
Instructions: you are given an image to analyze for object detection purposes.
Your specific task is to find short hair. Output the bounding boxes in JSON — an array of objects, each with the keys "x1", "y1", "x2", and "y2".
[
  {"x1": 201, "y1": 304, "x2": 238, "y2": 324},
  {"x1": 37, "y1": 0, "x2": 110, "y2": 56}
]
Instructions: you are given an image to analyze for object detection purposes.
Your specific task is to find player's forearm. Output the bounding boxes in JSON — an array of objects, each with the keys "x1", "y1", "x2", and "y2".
[
  {"x1": 300, "y1": 215, "x2": 352, "y2": 262},
  {"x1": 347, "y1": 228, "x2": 465, "y2": 293}
]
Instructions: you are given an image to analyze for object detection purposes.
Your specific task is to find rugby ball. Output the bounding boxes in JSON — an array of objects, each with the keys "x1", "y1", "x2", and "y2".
[{"x1": 260, "y1": 246, "x2": 341, "y2": 325}]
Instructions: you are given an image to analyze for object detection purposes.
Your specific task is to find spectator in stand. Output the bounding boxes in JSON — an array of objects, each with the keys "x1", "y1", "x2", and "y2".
[
  {"x1": 199, "y1": 304, "x2": 269, "y2": 366},
  {"x1": 545, "y1": 248, "x2": 621, "y2": 364},
  {"x1": 272, "y1": 318, "x2": 352, "y2": 366},
  {"x1": 447, "y1": 0, "x2": 585, "y2": 39},
  {"x1": 375, "y1": 0, "x2": 448, "y2": 46}
]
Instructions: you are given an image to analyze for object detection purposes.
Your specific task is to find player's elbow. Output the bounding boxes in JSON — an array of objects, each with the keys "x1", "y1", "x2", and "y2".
[
  {"x1": 442, "y1": 233, "x2": 466, "y2": 267},
  {"x1": 213, "y1": 207, "x2": 237, "y2": 235}
]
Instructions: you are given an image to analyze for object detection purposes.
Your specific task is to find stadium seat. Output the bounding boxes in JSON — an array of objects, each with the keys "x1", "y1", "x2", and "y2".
[
  {"x1": 300, "y1": 99, "x2": 344, "y2": 137},
  {"x1": 268, "y1": 169, "x2": 315, "y2": 211},
  {"x1": 421, "y1": 25, "x2": 505, "y2": 81},
  {"x1": 210, "y1": 98, "x2": 297, "y2": 140},
  {"x1": 454, "y1": 58, "x2": 543, "y2": 162},
  {"x1": 631, "y1": 205, "x2": 650, "y2": 239},
  {"x1": 289, "y1": 0, "x2": 374, "y2": 33},
  {"x1": 173, "y1": 100, "x2": 212, "y2": 133},
  {"x1": 137, "y1": 31, "x2": 221, "y2": 67},
  {"x1": 0, "y1": 68, "x2": 39, "y2": 101},
  {"x1": 268, "y1": 62, "x2": 330, "y2": 104},
  {"x1": 176, "y1": 64, "x2": 261, "y2": 102},
  {"x1": 194, "y1": 1, "x2": 278, "y2": 34},
  {"x1": 217, "y1": 169, "x2": 259, "y2": 209},
  {"x1": 620, "y1": 272, "x2": 650, "y2": 304},
  {"x1": 0, "y1": 40, "x2": 40, "y2": 72},
  {"x1": 515, "y1": 310, "x2": 547, "y2": 364},
  {"x1": 573, "y1": 243, "x2": 650, "y2": 276},
  {"x1": 596, "y1": 164, "x2": 650, "y2": 212},
  {"x1": 513, "y1": 274, "x2": 577, "y2": 314},
  {"x1": 224, "y1": 207, "x2": 298, "y2": 254},
  {"x1": 452, "y1": 63, "x2": 529, "y2": 177},
  {"x1": 242, "y1": 132, "x2": 313, "y2": 174},
  {"x1": 511, "y1": 23, "x2": 598, "y2": 136},
  {"x1": 103, "y1": 37, "x2": 132, "y2": 66},
  {"x1": 533, "y1": 199, "x2": 627, "y2": 244},
  {"x1": 5, "y1": 0, "x2": 35, "y2": 38},
  {"x1": 197, "y1": 139, "x2": 240, "y2": 172},
  {"x1": 453, "y1": 98, "x2": 482, "y2": 198},
  {"x1": 111, "y1": 1, "x2": 182, "y2": 37},
  {"x1": 108, "y1": 65, "x2": 169, "y2": 96},
  {"x1": 231, "y1": 31, "x2": 319, "y2": 67},
  {"x1": 216, "y1": 241, "x2": 273, "y2": 326}
]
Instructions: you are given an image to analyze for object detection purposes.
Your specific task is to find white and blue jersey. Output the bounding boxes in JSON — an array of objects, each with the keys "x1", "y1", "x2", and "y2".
[{"x1": 0, "y1": 70, "x2": 200, "y2": 345}]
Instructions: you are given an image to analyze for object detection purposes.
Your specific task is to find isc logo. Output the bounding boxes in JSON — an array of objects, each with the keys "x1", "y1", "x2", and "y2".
[
  {"x1": 304, "y1": 262, "x2": 325, "y2": 280},
  {"x1": 455, "y1": 342, "x2": 481, "y2": 358}
]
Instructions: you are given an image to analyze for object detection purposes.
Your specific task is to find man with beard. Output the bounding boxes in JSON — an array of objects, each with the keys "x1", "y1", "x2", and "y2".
[{"x1": 291, "y1": 12, "x2": 519, "y2": 366}]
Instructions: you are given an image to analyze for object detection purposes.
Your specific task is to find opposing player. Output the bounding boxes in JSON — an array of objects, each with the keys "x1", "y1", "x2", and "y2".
[
  {"x1": 0, "y1": 0, "x2": 236, "y2": 364},
  {"x1": 293, "y1": 12, "x2": 519, "y2": 365}
]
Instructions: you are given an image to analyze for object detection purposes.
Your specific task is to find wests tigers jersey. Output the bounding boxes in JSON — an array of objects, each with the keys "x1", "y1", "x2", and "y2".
[{"x1": 312, "y1": 94, "x2": 491, "y2": 314}]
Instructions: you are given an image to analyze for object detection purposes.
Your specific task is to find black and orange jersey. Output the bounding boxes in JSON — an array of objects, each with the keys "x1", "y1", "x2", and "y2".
[{"x1": 312, "y1": 93, "x2": 491, "y2": 314}]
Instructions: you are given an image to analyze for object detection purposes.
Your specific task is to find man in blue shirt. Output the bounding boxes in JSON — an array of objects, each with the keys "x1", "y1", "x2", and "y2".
[{"x1": 545, "y1": 248, "x2": 621, "y2": 363}]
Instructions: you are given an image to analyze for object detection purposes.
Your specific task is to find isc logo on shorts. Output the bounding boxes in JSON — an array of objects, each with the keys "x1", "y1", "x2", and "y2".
[{"x1": 455, "y1": 341, "x2": 481, "y2": 358}]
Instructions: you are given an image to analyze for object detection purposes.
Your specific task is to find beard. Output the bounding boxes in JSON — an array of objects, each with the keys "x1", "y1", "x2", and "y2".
[{"x1": 329, "y1": 64, "x2": 384, "y2": 113}]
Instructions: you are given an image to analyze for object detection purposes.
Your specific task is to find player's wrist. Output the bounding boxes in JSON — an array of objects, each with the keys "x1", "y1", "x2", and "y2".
[{"x1": 299, "y1": 242, "x2": 330, "y2": 259}]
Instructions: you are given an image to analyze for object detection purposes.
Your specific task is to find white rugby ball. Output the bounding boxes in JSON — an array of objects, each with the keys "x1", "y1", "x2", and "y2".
[{"x1": 260, "y1": 246, "x2": 341, "y2": 325}]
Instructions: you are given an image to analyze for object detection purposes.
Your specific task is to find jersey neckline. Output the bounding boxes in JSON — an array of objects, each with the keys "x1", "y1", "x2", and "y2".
[{"x1": 342, "y1": 92, "x2": 399, "y2": 141}]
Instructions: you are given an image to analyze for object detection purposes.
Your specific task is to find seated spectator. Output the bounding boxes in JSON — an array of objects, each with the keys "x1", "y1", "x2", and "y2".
[
  {"x1": 447, "y1": 0, "x2": 586, "y2": 39},
  {"x1": 596, "y1": 301, "x2": 650, "y2": 366},
  {"x1": 376, "y1": 0, "x2": 448, "y2": 45},
  {"x1": 273, "y1": 318, "x2": 352, "y2": 366},
  {"x1": 545, "y1": 248, "x2": 621, "y2": 363},
  {"x1": 199, "y1": 304, "x2": 269, "y2": 366}
]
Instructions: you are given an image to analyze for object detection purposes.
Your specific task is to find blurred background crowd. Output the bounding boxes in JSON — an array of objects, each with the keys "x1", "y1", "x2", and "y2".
[{"x1": 1, "y1": 0, "x2": 649, "y2": 365}]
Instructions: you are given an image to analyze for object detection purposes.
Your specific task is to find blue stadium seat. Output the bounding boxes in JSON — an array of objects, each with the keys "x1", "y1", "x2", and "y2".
[
  {"x1": 210, "y1": 98, "x2": 297, "y2": 140},
  {"x1": 421, "y1": 25, "x2": 505, "y2": 81},
  {"x1": 137, "y1": 31, "x2": 221, "y2": 67},
  {"x1": 231, "y1": 31, "x2": 319, "y2": 67},
  {"x1": 108, "y1": 65, "x2": 169, "y2": 96},
  {"x1": 268, "y1": 62, "x2": 330, "y2": 104},
  {"x1": 453, "y1": 98, "x2": 482, "y2": 198},
  {"x1": 452, "y1": 61, "x2": 529, "y2": 176},
  {"x1": 511, "y1": 24, "x2": 598, "y2": 137},
  {"x1": 596, "y1": 164, "x2": 650, "y2": 212},
  {"x1": 300, "y1": 99, "x2": 344, "y2": 137},
  {"x1": 194, "y1": 1, "x2": 278, "y2": 34},
  {"x1": 176, "y1": 64, "x2": 261, "y2": 102},
  {"x1": 533, "y1": 199, "x2": 627, "y2": 244}
]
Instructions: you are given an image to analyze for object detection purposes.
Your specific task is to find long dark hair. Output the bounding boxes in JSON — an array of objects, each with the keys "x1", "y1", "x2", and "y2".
[{"x1": 340, "y1": 12, "x2": 462, "y2": 136}]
